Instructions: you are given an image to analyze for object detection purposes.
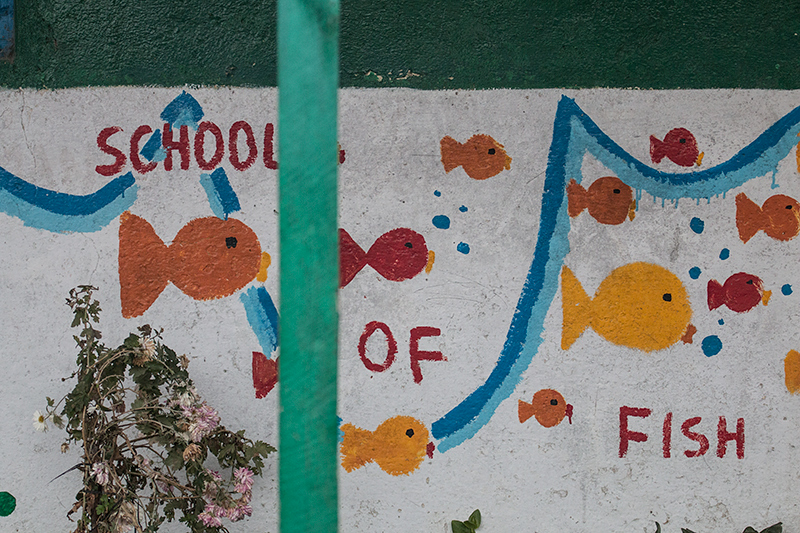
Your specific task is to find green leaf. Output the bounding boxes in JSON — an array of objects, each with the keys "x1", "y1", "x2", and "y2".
[
  {"x1": 743, "y1": 528, "x2": 758, "y2": 533},
  {"x1": 681, "y1": 529, "x2": 697, "y2": 533},
  {"x1": 655, "y1": 522, "x2": 661, "y2": 533},
  {"x1": 452, "y1": 520, "x2": 474, "y2": 533},
  {"x1": 759, "y1": 525, "x2": 783, "y2": 533},
  {"x1": 467, "y1": 509, "x2": 481, "y2": 528}
]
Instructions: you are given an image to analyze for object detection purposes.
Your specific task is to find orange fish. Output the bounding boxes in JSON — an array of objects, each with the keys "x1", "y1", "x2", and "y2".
[
  {"x1": 340, "y1": 416, "x2": 434, "y2": 476},
  {"x1": 518, "y1": 389, "x2": 573, "y2": 427},
  {"x1": 735, "y1": 193, "x2": 800, "y2": 243},
  {"x1": 567, "y1": 177, "x2": 636, "y2": 225},
  {"x1": 440, "y1": 134, "x2": 511, "y2": 180},
  {"x1": 119, "y1": 211, "x2": 270, "y2": 318}
]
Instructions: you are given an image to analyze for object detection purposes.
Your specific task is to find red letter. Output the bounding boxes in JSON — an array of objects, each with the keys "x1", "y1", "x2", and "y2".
[
  {"x1": 95, "y1": 126, "x2": 126, "y2": 176},
  {"x1": 662, "y1": 412, "x2": 672, "y2": 458},
  {"x1": 717, "y1": 417, "x2": 744, "y2": 459},
  {"x1": 409, "y1": 327, "x2": 445, "y2": 383},
  {"x1": 194, "y1": 121, "x2": 225, "y2": 170},
  {"x1": 681, "y1": 417, "x2": 709, "y2": 457},
  {"x1": 162, "y1": 123, "x2": 190, "y2": 171},
  {"x1": 264, "y1": 122, "x2": 278, "y2": 169},
  {"x1": 619, "y1": 406, "x2": 651, "y2": 457},
  {"x1": 130, "y1": 125, "x2": 157, "y2": 174},
  {"x1": 229, "y1": 120, "x2": 257, "y2": 171},
  {"x1": 358, "y1": 321, "x2": 397, "y2": 372}
]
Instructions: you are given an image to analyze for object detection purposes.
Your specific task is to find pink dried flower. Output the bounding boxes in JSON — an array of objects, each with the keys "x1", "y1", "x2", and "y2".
[
  {"x1": 198, "y1": 511, "x2": 222, "y2": 527},
  {"x1": 91, "y1": 462, "x2": 110, "y2": 486},
  {"x1": 233, "y1": 467, "x2": 254, "y2": 493},
  {"x1": 187, "y1": 403, "x2": 220, "y2": 442},
  {"x1": 228, "y1": 503, "x2": 253, "y2": 522}
]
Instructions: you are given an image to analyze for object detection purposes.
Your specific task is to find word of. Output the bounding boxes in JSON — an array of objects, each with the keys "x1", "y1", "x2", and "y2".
[
  {"x1": 358, "y1": 321, "x2": 445, "y2": 383},
  {"x1": 96, "y1": 122, "x2": 279, "y2": 176},
  {"x1": 619, "y1": 406, "x2": 744, "y2": 459}
]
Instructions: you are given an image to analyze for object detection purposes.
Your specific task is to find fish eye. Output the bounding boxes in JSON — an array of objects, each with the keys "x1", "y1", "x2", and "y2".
[
  {"x1": 613, "y1": 189, "x2": 621, "y2": 194},
  {"x1": 488, "y1": 148, "x2": 496, "y2": 155},
  {"x1": 405, "y1": 429, "x2": 414, "y2": 437},
  {"x1": 787, "y1": 205, "x2": 793, "y2": 209},
  {"x1": 679, "y1": 138, "x2": 686, "y2": 144},
  {"x1": 662, "y1": 293, "x2": 672, "y2": 302},
  {"x1": 226, "y1": 237, "x2": 238, "y2": 249},
  {"x1": 404, "y1": 242, "x2": 413, "y2": 248},
  {"x1": 550, "y1": 399, "x2": 558, "y2": 406},
  {"x1": 746, "y1": 279, "x2": 753, "y2": 285}
]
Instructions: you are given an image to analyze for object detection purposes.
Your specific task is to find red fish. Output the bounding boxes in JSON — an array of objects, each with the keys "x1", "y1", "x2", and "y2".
[
  {"x1": 735, "y1": 192, "x2": 800, "y2": 243},
  {"x1": 339, "y1": 228, "x2": 435, "y2": 287},
  {"x1": 567, "y1": 177, "x2": 636, "y2": 225},
  {"x1": 119, "y1": 212, "x2": 270, "y2": 318},
  {"x1": 440, "y1": 134, "x2": 511, "y2": 180},
  {"x1": 708, "y1": 272, "x2": 771, "y2": 313},
  {"x1": 252, "y1": 352, "x2": 278, "y2": 399},
  {"x1": 650, "y1": 128, "x2": 704, "y2": 167}
]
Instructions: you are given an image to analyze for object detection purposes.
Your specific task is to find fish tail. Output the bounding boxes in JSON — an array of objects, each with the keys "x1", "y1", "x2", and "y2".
[
  {"x1": 566, "y1": 179, "x2": 588, "y2": 217},
  {"x1": 440, "y1": 136, "x2": 462, "y2": 173},
  {"x1": 561, "y1": 266, "x2": 592, "y2": 350},
  {"x1": 650, "y1": 135, "x2": 665, "y2": 163},
  {"x1": 118, "y1": 211, "x2": 169, "y2": 318},
  {"x1": 339, "y1": 228, "x2": 368, "y2": 287},
  {"x1": 518, "y1": 400, "x2": 536, "y2": 423},
  {"x1": 340, "y1": 423, "x2": 372, "y2": 472},
  {"x1": 707, "y1": 279, "x2": 725, "y2": 310},
  {"x1": 735, "y1": 192, "x2": 763, "y2": 243}
]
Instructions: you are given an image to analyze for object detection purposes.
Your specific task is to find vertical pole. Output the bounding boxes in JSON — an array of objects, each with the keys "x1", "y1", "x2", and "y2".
[{"x1": 277, "y1": 0, "x2": 339, "y2": 530}]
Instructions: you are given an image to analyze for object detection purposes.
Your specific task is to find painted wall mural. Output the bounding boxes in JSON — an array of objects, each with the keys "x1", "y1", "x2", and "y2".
[{"x1": 2, "y1": 88, "x2": 800, "y2": 532}]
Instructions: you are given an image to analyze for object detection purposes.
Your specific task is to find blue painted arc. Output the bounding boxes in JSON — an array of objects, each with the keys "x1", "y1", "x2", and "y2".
[{"x1": 431, "y1": 95, "x2": 800, "y2": 452}]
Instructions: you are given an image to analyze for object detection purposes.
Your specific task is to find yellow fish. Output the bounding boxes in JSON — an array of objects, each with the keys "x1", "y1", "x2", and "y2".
[
  {"x1": 340, "y1": 416, "x2": 434, "y2": 476},
  {"x1": 561, "y1": 262, "x2": 694, "y2": 352}
]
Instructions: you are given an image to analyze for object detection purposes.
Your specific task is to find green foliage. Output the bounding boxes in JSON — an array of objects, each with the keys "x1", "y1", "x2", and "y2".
[
  {"x1": 452, "y1": 509, "x2": 481, "y2": 533},
  {"x1": 663, "y1": 521, "x2": 782, "y2": 533},
  {"x1": 39, "y1": 286, "x2": 275, "y2": 533}
]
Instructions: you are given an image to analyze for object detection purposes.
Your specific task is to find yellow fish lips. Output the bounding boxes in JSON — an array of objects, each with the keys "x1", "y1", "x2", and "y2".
[{"x1": 561, "y1": 262, "x2": 693, "y2": 352}]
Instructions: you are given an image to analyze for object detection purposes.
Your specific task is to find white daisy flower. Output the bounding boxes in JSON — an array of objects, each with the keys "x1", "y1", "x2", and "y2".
[
  {"x1": 32, "y1": 410, "x2": 48, "y2": 432},
  {"x1": 140, "y1": 338, "x2": 157, "y2": 358}
]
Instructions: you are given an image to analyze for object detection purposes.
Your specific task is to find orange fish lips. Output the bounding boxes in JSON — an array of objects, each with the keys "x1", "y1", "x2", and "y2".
[{"x1": 518, "y1": 389, "x2": 573, "y2": 428}]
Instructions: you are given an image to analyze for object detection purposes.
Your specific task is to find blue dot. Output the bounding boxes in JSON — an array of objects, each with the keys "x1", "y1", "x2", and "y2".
[
  {"x1": 457, "y1": 242, "x2": 470, "y2": 254},
  {"x1": 459, "y1": 205, "x2": 468, "y2": 212},
  {"x1": 719, "y1": 248, "x2": 730, "y2": 260},
  {"x1": 432, "y1": 215, "x2": 450, "y2": 229},
  {"x1": 690, "y1": 217, "x2": 705, "y2": 234},
  {"x1": 702, "y1": 335, "x2": 723, "y2": 357},
  {"x1": 434, "y1": 190, "x2": 441, "y2": 197},
  {"x1": 718, "y1": 319, "x2": 724, "y2": 325},
  {"x1": 782, "y1": 284, "x2": 793, "y2": 296},
  {"x1": 689, "y1": 267, "x2": 701, "y2": 279}
]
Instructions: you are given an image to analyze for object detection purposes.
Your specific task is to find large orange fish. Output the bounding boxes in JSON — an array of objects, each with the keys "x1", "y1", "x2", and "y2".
[
  {"x1": 440, "y1": 134, "x2": 511, "y2": 180},
  {"x1": 567, "y1": 177, "x2": 636, "y2": 225},
  {"x1": 340, "y1": 416, "x2": 435, "y2": 476},
  {"x1": 735, "y1": 193, "x2": 800, "y2": 243},
  {"x1": 119, "y1": 211, "x2": 270, "y2": 318}
]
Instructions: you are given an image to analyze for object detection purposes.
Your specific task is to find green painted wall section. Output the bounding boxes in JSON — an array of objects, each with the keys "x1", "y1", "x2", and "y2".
[{"x1": 1, "y1": 0, "x2": 798, "y2": 89}]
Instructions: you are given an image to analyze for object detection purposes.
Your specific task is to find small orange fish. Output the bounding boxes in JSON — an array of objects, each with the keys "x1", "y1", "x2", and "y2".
[
  {"x1": 567, "y1": 177, "x2": 636, "y2": 225},
  {"x1": 518, "y1": 389, "x2": 573, "y2": 427},
  {"x1": 440, "y1": 134, "x2": 511, "y2": 180},
  {"x1": 119, "y1": 211, "x2": 270, "y2": 318},
  {"x1": 735, "y1": 193, "x2": 800, "y2": 243},
  {"x1": 340, "y1": 416, "x2": 434, "y2": 476}
]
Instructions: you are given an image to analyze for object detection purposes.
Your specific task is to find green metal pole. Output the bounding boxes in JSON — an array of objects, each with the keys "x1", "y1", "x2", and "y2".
[{"x1": 277, "y1": 0, "x2": 339, "y2": 530}]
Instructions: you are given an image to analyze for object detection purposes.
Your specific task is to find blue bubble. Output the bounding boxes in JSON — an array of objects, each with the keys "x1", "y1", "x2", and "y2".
[
  {"x1": 457, "y1": 242, "x2": 470, "y2": 254},
  {"x1": 690, "y1": 217, "x2": 705, "y2": 234},
  {"x1": 459, "y1": 205, "x2": 468, "y2": 212},
  {"x1": 702, "y1": 335, "x2": 723, "y2": 357},
  {"x1": 718, "y1": 319, "x2": 724, "y2": 325},
  {"x1": 782, "y1": 284, "x2": 793, "y2": 296},
  {"x1": 432, "y1": 215, "x2": 450, "y2": 229},
  {"x1": 719, "y1": 248, "x2": 730, "y2": 260},
  {"x1": 689, "y1": 267, "x2": 701, "y2": 279},
  {"x1": 434, "y1": 190, "x2": 441, "y2": 197}
]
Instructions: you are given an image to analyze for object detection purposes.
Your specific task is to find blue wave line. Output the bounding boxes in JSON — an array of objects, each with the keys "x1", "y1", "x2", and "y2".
[
  {"x1": 432, "y1": 95, "x2": 800, "y2": 452},
  {"x1": 240, "y1": 285, "x2": 280, "y2": 356}
]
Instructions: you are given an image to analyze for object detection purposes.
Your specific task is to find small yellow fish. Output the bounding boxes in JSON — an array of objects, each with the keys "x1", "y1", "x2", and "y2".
[
  {"x1": 340, "y1": 416, "x2": 434, "y2": 476},
  {"x1": 561, "y1": 263, "x2": 694, "y2": 352}
]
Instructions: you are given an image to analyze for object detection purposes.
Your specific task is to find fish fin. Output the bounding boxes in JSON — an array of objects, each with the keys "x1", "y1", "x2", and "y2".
[
  {"x1": 707, "y1": 279, "x2": 725, "y2": 310},
  {"x1": 735, "y1": 193, "x2": 763, "y2": 243},
  {"x1": 252, "y1": 352, "x2": 278, "y2": 399},
  {"x1": 440, "y1": 136, "x2": 462, "y2": 173},
  {"x1": 566, "y1": 179, "x2": 588, "y2": 217},
  {"x1": 518, "y1": 400, "x2": 535, "y2": 423},
  {"x1": 340, "y1": 423, "x2": 371, "y2": 472},
  {"x1": 650, "y1": 135, "x2": 665, "y2": 163},
  {"x1": 339, "y1": 228, "x2": 368, "y2": 287},
  {"x1": 118, "y1": 211, "x2": 169, "y2": 318},
  {"x1": 561, "y1": 266, "x2": 592, "y2": 350}
]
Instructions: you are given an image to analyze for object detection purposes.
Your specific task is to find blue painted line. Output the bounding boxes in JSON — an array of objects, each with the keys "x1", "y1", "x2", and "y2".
[
  {"x1": 160, "y1": 91, "x2": 204, "y2": 130},
  {"x1": 240, "y1": 285, "x2": 280, "y2": 356},
  {"x1": 140, "y1": 128, "x2": 166, "y2": 162},
  {"x1": 0, "y1": 168, "x2": 137, "y2": 232},
  {"x1": 200, "y1": 173, "x2": 225, "y2": 219},
  {"x1": 200, "y1": 168, "x2": 241, "y2": 219},
  {"x1": 431, "y1": 95, "x2": 800, "y2": 452}
]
